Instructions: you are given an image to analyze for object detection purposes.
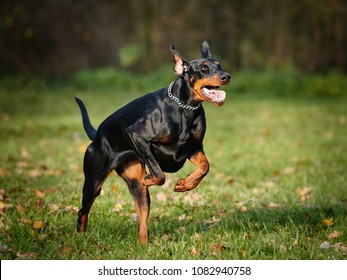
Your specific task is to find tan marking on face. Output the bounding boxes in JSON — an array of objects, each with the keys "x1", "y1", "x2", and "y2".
[{"x1": 191, "y1": 75, "x2": 223, "y2": 102}]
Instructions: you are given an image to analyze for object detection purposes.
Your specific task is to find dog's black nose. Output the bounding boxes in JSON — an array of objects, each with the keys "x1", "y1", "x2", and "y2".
[{"x1": 220, "y1": 73, "x2": 231, "y2": 83}]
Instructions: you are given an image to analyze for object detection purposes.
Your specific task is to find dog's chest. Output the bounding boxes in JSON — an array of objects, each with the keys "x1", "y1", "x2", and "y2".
[{"x1": 151, "y1": 121, "x2": 203, "y2": 173}]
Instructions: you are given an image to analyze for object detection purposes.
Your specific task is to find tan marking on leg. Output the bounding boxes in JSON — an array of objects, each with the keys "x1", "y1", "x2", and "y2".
[
  {"x1": 174, "y1": 150, "x2": 209, "y2": 192},
  {"x1": 120, "y1": 160, "x2": 150, "y2": 244}
]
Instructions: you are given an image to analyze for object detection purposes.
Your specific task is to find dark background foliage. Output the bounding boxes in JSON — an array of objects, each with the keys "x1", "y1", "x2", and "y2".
[{"x1": 1, "y1": 0, "x2": 346, "y2": 76}]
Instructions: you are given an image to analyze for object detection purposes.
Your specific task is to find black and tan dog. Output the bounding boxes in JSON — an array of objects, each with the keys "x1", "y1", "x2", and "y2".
[{"x1": 75, "y1": 41, "x2": 230, "y2": 243}]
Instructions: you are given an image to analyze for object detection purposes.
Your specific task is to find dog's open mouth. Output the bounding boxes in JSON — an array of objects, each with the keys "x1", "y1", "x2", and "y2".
[{"x1": 200, "y1": 86, "x2": 226, "y2": 106}]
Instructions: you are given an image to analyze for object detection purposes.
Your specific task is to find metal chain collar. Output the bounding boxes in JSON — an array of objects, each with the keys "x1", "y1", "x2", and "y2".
[{"x1": 167, "y1": 82, "x2": 200, "y2": 111}]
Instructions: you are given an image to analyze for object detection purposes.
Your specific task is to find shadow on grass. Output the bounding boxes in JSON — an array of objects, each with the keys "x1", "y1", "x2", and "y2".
[{"x1": 93, "y1": 201, "x2": 346, "y2": 242}]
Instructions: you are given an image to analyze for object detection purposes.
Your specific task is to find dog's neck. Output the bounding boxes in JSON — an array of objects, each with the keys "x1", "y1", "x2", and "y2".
[{"x1": 168, "y1": 77, "x2": 201, "y2": 110}]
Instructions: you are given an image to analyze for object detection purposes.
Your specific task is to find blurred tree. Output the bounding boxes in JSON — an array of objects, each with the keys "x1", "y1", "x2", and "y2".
[{"x1": 0, "y1": 0, "x2": 346, "y2": 76}]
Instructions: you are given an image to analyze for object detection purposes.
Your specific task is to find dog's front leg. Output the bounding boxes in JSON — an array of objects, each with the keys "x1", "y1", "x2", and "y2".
[
  {"x1": 174, "y1": 149, "x2": 209, "y2": 192},
  {"x1": 126, "y1": 127, "x2": 165, "y2": 187}
]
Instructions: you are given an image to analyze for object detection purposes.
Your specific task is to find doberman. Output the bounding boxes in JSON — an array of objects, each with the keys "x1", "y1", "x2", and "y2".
[{"x1": 75, "y1": 41, "x2": 231, "y2": 243}]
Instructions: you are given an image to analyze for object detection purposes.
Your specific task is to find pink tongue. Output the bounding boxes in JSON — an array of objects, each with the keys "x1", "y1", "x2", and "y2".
[
  {"x1": 211, "y1": 89, "x2": 226, "y2": 102},
  {"x1": 202, "y1": 88, "x2": 226, "y2": 102}
]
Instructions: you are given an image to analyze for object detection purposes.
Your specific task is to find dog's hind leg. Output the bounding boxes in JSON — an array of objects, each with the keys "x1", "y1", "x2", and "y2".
[
  {"x1": 117, "y1": 159, "x2": 150, "y2": 244},
  {"x1": 77, "y1": 144, "x2": 111, "y2": 232}
]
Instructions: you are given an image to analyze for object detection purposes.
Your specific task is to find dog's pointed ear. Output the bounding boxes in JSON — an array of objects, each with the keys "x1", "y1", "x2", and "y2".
[
  {"x1": 171, "y1": 45, "x2": 190, "y2": 76},
  {"x1": 201, "y1": 41, "x2": 212, "y2": 59}
]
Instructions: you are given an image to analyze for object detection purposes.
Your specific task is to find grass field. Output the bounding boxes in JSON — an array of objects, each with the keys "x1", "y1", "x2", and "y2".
[{"x1": 0, "y1": 69, "x2": 346, "y2": 259}]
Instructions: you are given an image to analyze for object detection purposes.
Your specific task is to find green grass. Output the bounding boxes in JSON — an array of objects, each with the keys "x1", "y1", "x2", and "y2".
[{"x1": 0, "y1": 69, "x2": 346, "y2": 260}]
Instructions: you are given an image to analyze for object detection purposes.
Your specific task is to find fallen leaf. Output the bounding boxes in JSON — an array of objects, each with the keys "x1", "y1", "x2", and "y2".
[
  {"x1": 252, "y1": 188, "x2": 260, "y2": 194},
  {"x1": 235, "y1": 201, "x2": 248, "y2": 212},
  {"x1": 45, "y1": 169, "x2": 63, "y2": 176},
  {"x1": 178, "y1": 214, "x2": 186, "y2": 221},
  {"x1": 331, "y1": 243, "x2": 347, "y2": 253},
  {"x1": 339, "y1": 116, "x2": 346, "y2": 125},
  {"x1": 0, "y1": 201, "x2": 13, "y2": 213},
  {"x1": 235, "y1": 201, "x2": 244, "y2": 207},
  {"x1": 21, "y1": 148, "x2": 31, "y2": 160},
  {"x1": 279, "y1": 244, "x2": 287, "y2": 252},
  {"x1": 112, "y1": 203, "x2": 123, "y2": 212},
  {"x1": 16, "y1": 204, "x2": 26, "y2": 214},
  {"x1": 226, "y1": 177, "x2": 235, "y2": 185},
  {"x1": 19, "y1": 217, "x2": 32, "y2": 224},
  {"x1": 0, "y1": 244, "x2": 9, "y2": 252},
  {"x1": 0, "y1": 220, "x2": 10, "y2": 231},
  {"x1": 27, "y1": 169, "x2": 41, "y2": 178},
  {"x1": 205, "y1": 216, "x2": 220, "y2": 225},
  {"x1": 263, "y1": 127, "x2": 271, "y2": 137},
  {"x1": 6, "y1": 155, "x2": 15, "y2": 162},
  {"x1": 190, "y1": 246, "x2": 198, "y2": 256},
  {"x1": 184, "y1": 192, "x2": 205, "y2": 206},
  {"x1": 1, "y1": 113, "x2": 10, "y2": 122},
  {"x1": 323, "y1": 218, "x2": 334, "y2": 227},
  {"x1": 160, "y1": 234, "x2": 172, "y2": 241},
  {"x1": 16, "y1": 161, "x2": 29, "y2": 169},
  {"x1": 218, "y1": 209, "x2": 228, "y2": 216},
  {"x1": 282, "y1": 166, "x2": 296, "y2": 174},
  {"x1": 40, "y1": 164, "x2": 48, "y2": 170},
  {"x1": 61, "y1": 246, "x2": 73, "y2": 255},
  {"x1": 64, "y1": 205, "x2": 79, "y2": 213},
  {"x1": 32, "y1": 221, "x2": 44, "y2": 230},
  {"x1": 16, "y1": 252, "x2": 37, "y2": 260},
  {"x1": 110, "y1": 185, "x2": 120, "y2": 192},
  {"x1": 0, "y1": 168, "x2": 8, "y2": 177},
  {"x1": 191, "y1": 233, "x2": 202, "y2": 241},
  {"x1": 268, "y1": 202, "x2": 281, "y2": 209},
  {"x1": 178, "y1": 226, "x2": 185, "y2": 233},
  {"x1": 34, "y1": 189, "x2": 45, "y2": 198},
  {"x1": 328, "y1": 231, "x2": 342, "y2": 239},
  {"x1": 34, "y1": 199, "x2": 44, "y2": 208},
  {"x1": 295, "y1": 187, "x2": 312, "y2": 202},
  {"x1": 80, "y1": 251, "x2": 88, "y2": 260},
  {"x1": 48, "y1": 203, "x2": 60, "y2": 212},
  {"x1": 241, "y1": 250, "x2": 247, "y2": 257},
  {"x1": 45, "y1": 188, "x2": 58, "y2": 194},
  {"x1": 267, "y1": 239, "x2": 275, "y2": 245},
  {"x1": 211, "y1": 243, "x2": 226, "y2": 255},
  {"x1": 320, "y1": 241, "x2": 330, "y2": 249}
]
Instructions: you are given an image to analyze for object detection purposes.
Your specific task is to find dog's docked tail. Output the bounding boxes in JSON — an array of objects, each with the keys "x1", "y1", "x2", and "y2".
[{"x1": 74, "y1": 97, "x2": 97, "y2": 141}]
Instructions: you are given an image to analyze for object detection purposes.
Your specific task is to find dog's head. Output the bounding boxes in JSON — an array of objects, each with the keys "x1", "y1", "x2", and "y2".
[{"x1": 171, "y1": 41, "x2": 231, "y2": 107}]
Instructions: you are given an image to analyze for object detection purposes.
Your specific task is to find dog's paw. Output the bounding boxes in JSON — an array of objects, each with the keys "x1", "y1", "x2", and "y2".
[
  {"x1": 174, "y1": 178, "x2": 189, "y2": 192},
  {"x1": 142, "y1": 175, "x2": 154, "y2": 187},
  {"x1": 142, "y1": 174, "x2": 165, "y2": 187}
]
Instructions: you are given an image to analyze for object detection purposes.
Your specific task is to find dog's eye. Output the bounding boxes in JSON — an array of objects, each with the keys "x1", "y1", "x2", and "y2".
[{"x1": 200, "y1": 66, "x2": 209, "y2": 72}]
